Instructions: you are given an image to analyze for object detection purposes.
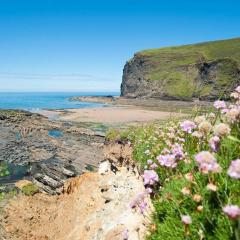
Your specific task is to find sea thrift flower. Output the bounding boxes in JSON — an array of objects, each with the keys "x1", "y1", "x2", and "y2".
[
  {"x1": 181, "y1": 215, "x2": 192, "y2": 225},
  {"x1": 225, "y1": 107, "x2": 240, "y2": 122},
  {"x1": 197, "y1": 205, "x2": 203, "y2": 212},
  {"x1": 195, "y1": 151, "x2": 221, "y2": 173},
  {"x1": 214, "y1": 123, "x2": 231, "y2": 137},
  {"x1": 214, "y1": 100, "x2": 226, "y2": 109},
  {"x1": 227, "y1": 159, "x2": 240, "y2": 179},
  {"x1": 198, "y1": 121, "x2": 212, "y2": 133},
  {"x1": 139, "y1": 201, "x2": 147, "y2": 213},
  {"x1": 181, "y1": 215, "x2": 192, "y2": 236},
  {"x1": 180, "y1": 120, "x2": 196, "y2": 133},
  {"x1": 157, "y1": 154, "x2": 177, "y2": 168},
  {"x1": 208, "y1": 112, "x2": 216, "y2": 123},
  {"x1": 130, "y1": 192, "x2": 145, "y2": 208},
  {"x1": 194, "y1": 115, "x2": 205, "y2": 125},
  {"x1": 171, "y1": 143, "x2": 185, "y2": 160},
  {"x1": 147, "y1": 159, "x2": 153, "y2": 165},
  {"x1": 181, "y1": 187, "x2": 191, "y2": 196},
  {"x1": 223, "y1": 205, "x2": 240, "y2": 220},
  {"x1": 122, "y1": 229, "x2": 129, "y2": 240},
  {"x1": 192, "y1": 131, "x2": 203, "y2": 138},
  {"x1": 235, "y1": 86, "x2": 240, "y2": 93},
  {"x1": 146, "y1": 187, "x2": 152, "y2": 194},
  {"x1": 185, "y1": 173, "x2": 194, "y2": 182},
  {"x1": 193, "y1": 194, "x2": 202, "y2": 202},
  {"x1": 178, "y1": 137, "x2": 185, "y2": 143},
  {"x1": 142, "y1": 170, "x2": 159, "y2": 185},
  {"x1": 207, "y1": 183, "x2": 217, "y2": 192},
  {"x1": 150, "y1": 163, "x2": 158, "y2": 170},
  {"x1": 209, "y1": 136, "x2": 220, "y2": 152}
]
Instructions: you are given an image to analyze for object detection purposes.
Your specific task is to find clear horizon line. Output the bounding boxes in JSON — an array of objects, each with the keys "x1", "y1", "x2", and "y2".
[{"x1": 0, "y1": 90, "x2": 121, "y2": 93}]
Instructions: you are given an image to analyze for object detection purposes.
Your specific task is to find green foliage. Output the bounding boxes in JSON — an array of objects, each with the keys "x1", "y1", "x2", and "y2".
[
  {"x1": 0, "y1": 163, "x2": 10, "y2": 177},
  {"x1": 106, "y1": 128, "x2": 132, "y2": 142},
  {"x1": 21, "y1": 183, "x2": 39, "y2": 196}
]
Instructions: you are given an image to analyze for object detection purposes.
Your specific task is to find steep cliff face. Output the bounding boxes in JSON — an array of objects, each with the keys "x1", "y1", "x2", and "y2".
[{"x1": 121, "y1": 38, "x2": 240, "y2": 100}]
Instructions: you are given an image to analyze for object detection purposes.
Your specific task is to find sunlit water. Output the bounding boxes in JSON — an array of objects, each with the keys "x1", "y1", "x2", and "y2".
[{"x1": 0, "y1": 92, "x2": 119, "y2": 110}]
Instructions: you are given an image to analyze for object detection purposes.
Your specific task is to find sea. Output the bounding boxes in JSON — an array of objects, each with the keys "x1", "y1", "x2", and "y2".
[{"x1": 0, "y1": 92, "x2": 120, "y2": 111}]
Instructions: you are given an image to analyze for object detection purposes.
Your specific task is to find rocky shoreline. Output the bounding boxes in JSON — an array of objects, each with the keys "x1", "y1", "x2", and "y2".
[
  {"x1": 69, "y1": 95, "x2": 213, "y2": 113},
  {"x1": 0, "y1": 110, "x2": 105, "y2": 195}
]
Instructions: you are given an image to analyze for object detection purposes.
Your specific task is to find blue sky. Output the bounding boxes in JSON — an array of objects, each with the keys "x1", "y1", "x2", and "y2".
[{"x1": 0, "y1": 0, "x2": 239, "y2": 92}]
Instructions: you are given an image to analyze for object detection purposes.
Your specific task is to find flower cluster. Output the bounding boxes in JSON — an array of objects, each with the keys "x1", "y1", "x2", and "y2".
[
  {"x1": 223, "y1": 205, "x2": 240, "y2": 220},
  {"x1": 194, "y1": 151, "x2": 221, "y2": 174},
  {"x1": 180, "y1": 120, "x2": 196, "y2": 133},
  {"x1": 128, "y1": 85, "x2": 240, "y2": 238},
  {"x1": 227, "y1": 159, "x2": 240, "y2": 179},
  {"x1": 142, "y1": 170, "x2": 159, "y2": 185}
]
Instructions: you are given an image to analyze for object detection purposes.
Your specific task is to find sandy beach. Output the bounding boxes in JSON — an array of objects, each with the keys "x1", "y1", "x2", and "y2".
[{"x1": 41, "y1": 105, "x2": 186, "y2": 124}]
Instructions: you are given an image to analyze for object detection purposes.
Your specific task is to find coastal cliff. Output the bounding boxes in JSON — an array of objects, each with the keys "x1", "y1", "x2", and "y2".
[{"x1": 121, "y1": 38, "x2": 240, "y2": 100}]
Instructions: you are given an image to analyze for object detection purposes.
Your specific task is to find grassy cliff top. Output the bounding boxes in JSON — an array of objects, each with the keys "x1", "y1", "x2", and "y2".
[
  {"x1": 139, "y1": 37, "x2": 240, "y2": 63},
  {"x1": 132, "y1": 38, "x2": 240, "y2": 99}
]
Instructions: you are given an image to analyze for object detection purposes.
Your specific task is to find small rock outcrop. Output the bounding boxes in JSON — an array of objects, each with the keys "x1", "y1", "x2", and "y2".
[{"x1": 121, "y1": 38, "x2": 240, "y2": 100}]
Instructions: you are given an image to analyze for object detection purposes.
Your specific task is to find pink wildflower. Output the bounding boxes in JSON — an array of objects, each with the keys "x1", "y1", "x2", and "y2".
[
  {"x1": 195, "y1": 151, "x2": 221, "y2": 173},
  {"x1": 214, "y1": 123, "x2": 231, "y2": 137},
  {"x1": 171, "y1": 143, "x2": 185, "y2": 160},
  {"x1": 235, "y1": 86, "x2": 240, "y2": 93},
  {"x1": 142, "y1": 170, "x2": 159, "y2": 185},
  {"x1": 130, "y1": 192, "x2": 145, "y2": 208},
  {"x1": 157, "y1": 154, "x2": 177, "y2": 168},
  {"x1": 181, "y1": 215, "x2": 192, "y2": 225},
  {"x1": 227, "y1": 159, "x2": 240, "y2": 179},
  {"x1": 208, "y1": 136, "x2": 220, "y2": 152},
  {"x1": 207, "y1": 183, "x2": 217, "y2": 191},
  {"x1": 146, "y1": 187, "x2": 152, "y2": 194},
  {"x1": 184, "y1": 172, "x2": 194, "y2": 182},
  {"x1": 122, "y1": 229, "x2": 129, "y2": 240},
  {"x1": 192, "y1": 131, "x2": 203, "y2": 138},
  {"x1": 181, "y1": 187, "x2": 191, "y2": 196},
  {"x1": 180, "y1": 120, "x2": 196, "y2": 133},
  {"x1": 139, "y1": 201, "x2": 147, "y2": 213},
  {"x1": 147, "y1": 159, "x2": 153, "y2": 165},
  {"x1": 214, "y1": 100, "x2": 226, "y2": 109},
  {"x1": 225, "y1": 107, "x2": 240, "y2": 122},
  {"x1": 150, "y1": 163, "x2": 158, "y2": 170},
  {"x1": 223, "y1": 205, "x2": 240, "y2": 220}
]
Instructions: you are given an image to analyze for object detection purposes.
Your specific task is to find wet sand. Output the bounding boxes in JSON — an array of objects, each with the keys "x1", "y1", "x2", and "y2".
[{"x1": 41, "y1": 105, "x2": 186, "y2": 124}]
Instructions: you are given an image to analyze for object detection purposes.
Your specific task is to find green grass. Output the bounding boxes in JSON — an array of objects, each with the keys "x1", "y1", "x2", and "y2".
[
  {"x1": 0, "y1": 163, "x2": 10, "y2": 177},
  {"x1": 135, "y1": 38, "x2": 240, "y2": 99},
  {"x1": 21, "y1": 183, "x2": 39, "y2": 196}
]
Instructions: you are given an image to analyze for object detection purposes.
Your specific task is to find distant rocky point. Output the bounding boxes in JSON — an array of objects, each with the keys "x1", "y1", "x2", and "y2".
[
  {"x1": 121, "y1": 38, "x2": 240, "y2": 100},
  {"x1": 70, "y1": 95, "x2": 116, "y2": 104}
]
